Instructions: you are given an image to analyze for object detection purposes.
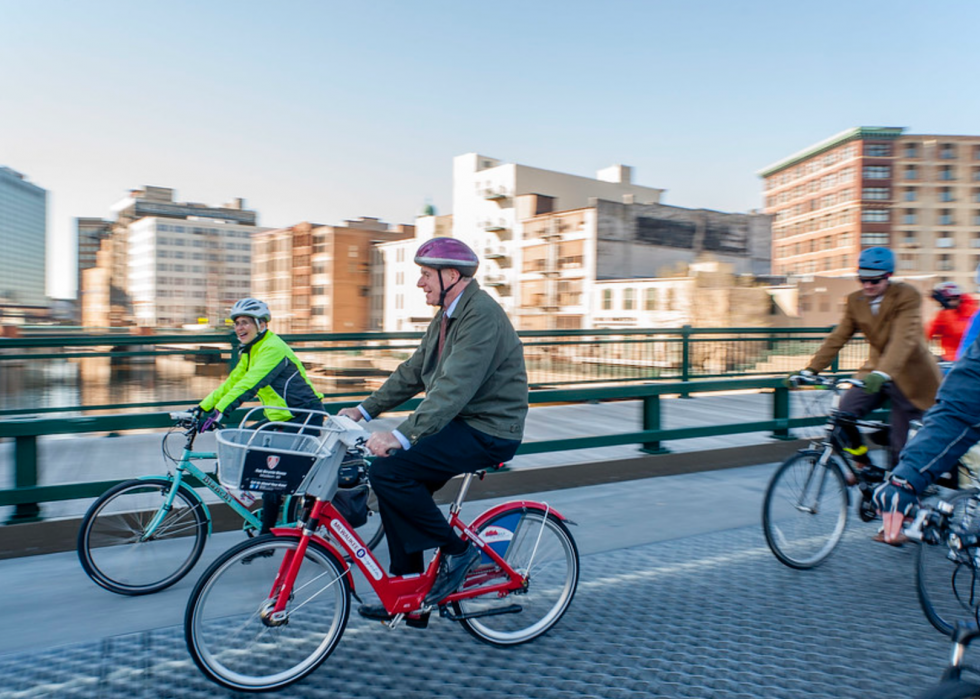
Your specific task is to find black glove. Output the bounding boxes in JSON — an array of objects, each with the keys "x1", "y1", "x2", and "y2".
[
  {"x1": 189, "y1": 406, "x2": 203, "y2": 420},
  {"x1": 197, "y1": 410, "x2": 223, "y2": 433}
]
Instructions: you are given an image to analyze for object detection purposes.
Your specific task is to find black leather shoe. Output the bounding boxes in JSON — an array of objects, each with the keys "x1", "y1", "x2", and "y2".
[{"x1": 425, "y1": 543, "x2": 481, "y2": 605}]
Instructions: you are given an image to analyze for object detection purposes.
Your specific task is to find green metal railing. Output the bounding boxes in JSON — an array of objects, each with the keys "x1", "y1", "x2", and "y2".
[
  {"x1": 0, "y1": 326, "x2": 869, "y2": 417},
  {"x1": 0, "y1": 377, "x2": 835, "y2": 524}
]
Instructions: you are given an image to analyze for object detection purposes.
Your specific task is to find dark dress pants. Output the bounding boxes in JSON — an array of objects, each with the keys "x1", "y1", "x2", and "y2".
[
  {"x1": 838, "y1": 383, "x2": 923, "y2": 469},
  {"x1": 369, "y1": 418, "x2": 520, "y2": 576}
]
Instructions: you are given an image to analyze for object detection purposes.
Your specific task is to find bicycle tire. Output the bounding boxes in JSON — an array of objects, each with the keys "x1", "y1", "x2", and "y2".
[
  {"x1": 762, "y1": 449, "x2": 849, "y2": 569},
  {"x1": 185, "y1": 535, "x2": 351, "y2": 692},
  {"x1": 77, "y1": 477, "x2": 208, "y2": 595},
  {"x1": 917, "y1": 492, "x2": 980, "y2": 636},
  {"x1": 454, "y1": 509, "x2": 579, "y2": 646},
  {"x1": 917, "y1": 679, "x2": 980, "y2": 699}
]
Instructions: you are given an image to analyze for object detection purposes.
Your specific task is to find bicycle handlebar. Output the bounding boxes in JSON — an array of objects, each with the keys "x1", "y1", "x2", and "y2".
[{"x1": 789, "y1": 374, "x2": 866, "y2": 390}]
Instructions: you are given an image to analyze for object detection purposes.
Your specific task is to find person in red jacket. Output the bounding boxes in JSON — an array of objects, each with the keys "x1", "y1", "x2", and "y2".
[{"x1": 926, "y1": 282, "x2": 979, "y2": 362}]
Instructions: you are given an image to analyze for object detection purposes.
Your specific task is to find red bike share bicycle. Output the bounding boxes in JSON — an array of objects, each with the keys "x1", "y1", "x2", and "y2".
[{"x1": 183, "y1": 412, "x2": 580, "y2": 692}]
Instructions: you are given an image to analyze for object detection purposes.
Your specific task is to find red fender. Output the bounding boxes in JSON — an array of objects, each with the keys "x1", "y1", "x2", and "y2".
[
  {"x1": 467, "y1": 500, "x2": 574, "y2": 531},
  {"x1": 269, "y1": 527, "x2": 357, "y2": 594}
]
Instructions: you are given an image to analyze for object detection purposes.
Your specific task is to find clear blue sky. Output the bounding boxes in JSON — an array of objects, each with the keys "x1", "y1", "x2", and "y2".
[{"x1": 2, "y1": 0, "x2": 979, "y2": 299}]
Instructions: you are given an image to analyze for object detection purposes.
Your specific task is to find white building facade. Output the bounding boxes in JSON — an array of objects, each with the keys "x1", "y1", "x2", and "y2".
[{"x1": 127, "y1": 218, "x2": 261, "y2": 327}]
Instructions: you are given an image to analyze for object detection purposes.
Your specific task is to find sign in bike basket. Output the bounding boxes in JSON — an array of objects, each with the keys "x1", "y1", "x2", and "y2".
[{"x1": 216, "y1": 428, "x2": 323, "y2": 494}]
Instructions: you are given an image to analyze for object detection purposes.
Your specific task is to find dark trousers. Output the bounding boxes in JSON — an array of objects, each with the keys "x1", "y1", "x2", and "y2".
[
  {"x1": 369, "y1": 419, "x2": 520, "y2": 576},
  {"x1": 838, "y1": 383, "x2": 923, "y2": 469},
  {"x1": 258, "y1": 410, "x2": 324, "y2": 534}
]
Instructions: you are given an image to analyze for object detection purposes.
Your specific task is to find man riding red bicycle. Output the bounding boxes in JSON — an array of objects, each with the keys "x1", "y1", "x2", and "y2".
[{"x1": 339, "y1": 237, "x2": 529, "y2": 622}]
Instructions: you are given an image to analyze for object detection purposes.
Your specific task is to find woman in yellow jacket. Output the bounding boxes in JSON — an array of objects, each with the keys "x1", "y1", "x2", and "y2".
[{"x1": 197, "y1": 297, "x2": 324, "y2": 533}]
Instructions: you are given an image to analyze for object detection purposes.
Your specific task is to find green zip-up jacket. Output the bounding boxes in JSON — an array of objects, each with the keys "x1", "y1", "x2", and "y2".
[
  {"x1": 200, "y1": 330, "x2": 324, "y2": 422},
  {"x1": 361, "y1": 280, "x2": 528, "y2": 445}
]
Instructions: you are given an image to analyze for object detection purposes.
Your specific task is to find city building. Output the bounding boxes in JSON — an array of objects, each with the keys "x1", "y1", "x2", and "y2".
[
  {"x1": 76, "y1": 217, "x2": 112, "y2": 301},
  {"x1": 451, "y1": 154, "x2": 666, "y2": 317},
  {"x1": 81, "y1": 186, "x2": 262, "y2": 328},
  {"x1": 760, "y1": 126, "x2": 980, "y2": 289},
  {"x1": 0, "y1": 166, "x2": 48, "y2": 322},
  {"x1": 518, "y1": 197, "x2": 772, "y2": 330},
  {"x1": 252, "y1": 217, "x2": 414, "y2": 334}
]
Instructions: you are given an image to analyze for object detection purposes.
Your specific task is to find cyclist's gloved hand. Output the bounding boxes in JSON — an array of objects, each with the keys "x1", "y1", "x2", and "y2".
[
  {"x1": 198, "y1": 410, "x2": 223, "y2": 433},
  {"x1": 189, "y1": 406, "x2": 203, "y2": 420},
  {"x1": 872, "y1": 476, "x2": 918, "y2": 517},
  {"x1": 783, "y1": 369, "x2": 814, "y2": 388},
  {"x1": 863, "y1": 371, "x2": 889, "y2": 394}
]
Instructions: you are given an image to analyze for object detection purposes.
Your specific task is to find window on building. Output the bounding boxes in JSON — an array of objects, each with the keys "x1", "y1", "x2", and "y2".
[
  {"x1": 861, "y1": 232, "x2": 889, "y2": 246},
  {"x1": 623, "y1": 288, "x2": 635, "y2": 311},
  {"x1": 902, "y1": 231, "x2": 917, "y2": 246},
  {"x1": 861, "y1": 209, "x2": 890, "y2": 223},
  {"x1": 941, "y1": 144, "x2": 957, "y2": 159},
  {"x1": 862, "y1": 187, "x2": 889, "y2": 200},
  {"x1": 973, "y1": 167, "x2": 980, "y2": 182},
  {"x1": 906, "y1": 166, "x2": 919, "y2": 180},
  {"x1": 941, "y1": 166, "x2": 956, "y2": 181},
  {"x1": 866, "y1": 144, "x2": 891, "y2": 157},
  {"x1": 863, "y1": 165, "x2": 890, "y2": 179},
  {"x1": 644, "y1": 288, "x2": 657, "y2": 311},
  {"x1": 904, "y1": 143, "x2": 920, "y2": 158},
  {"x1": 904, "y1": 188, "x2": 917, "y2": 202},
  {"x1": 972, "y1": 232, "x2": 980, "y2": 249},
  {"x1": 936, "y1": 233, "x2": 955, "y2": 248},
  {"x1": 940, "y1": 187, "x2": 955, "y2": 202},
  {"x1": 602, "y1": 289, "x2": 612, "y2": 311},
  {"x1": 899, "y1": 253, "x2": 915, "y2": 271},
  {"x1": 904, "y1": 210, "x2": 918, "y2": 225},
  {"x1": 938, "y1": 254, "x2": 954, "y2": 271},
  {"x1": 940, "y1": 209, "x2": 955, "y2": 226}
]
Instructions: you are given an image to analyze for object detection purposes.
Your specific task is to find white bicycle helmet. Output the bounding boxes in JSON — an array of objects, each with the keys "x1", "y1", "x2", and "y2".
[{"x1": 229, "y1": 298, "x2": 271, "y2": 322}]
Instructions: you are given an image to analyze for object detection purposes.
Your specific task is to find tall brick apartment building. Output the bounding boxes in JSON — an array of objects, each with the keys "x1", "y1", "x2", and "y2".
[{"x1": 760, "y1": 127, "x2": 980, "y2": 290}]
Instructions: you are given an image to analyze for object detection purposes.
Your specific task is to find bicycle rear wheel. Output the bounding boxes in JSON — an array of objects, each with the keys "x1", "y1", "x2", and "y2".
[
  {"x1": 917, "y1": 492, "x2": 980, "y2": 635},
  {"x1": 77, "y1": 477, "x2": 208, "y2": 595},
  {"x1": 185, "y1": 535, "x2": 350, "y2": 692},
  {"x1": 455, "y1": 509, "x2": 578, "y2": 646},
  {"x1": 762, "y1": 450, "x2": 849, "y2": 569}
]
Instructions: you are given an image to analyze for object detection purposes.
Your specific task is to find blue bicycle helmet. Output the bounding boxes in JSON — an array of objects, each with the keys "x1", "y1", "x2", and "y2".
[{"x1": 857, "y1": 247, "x2": 895, "y2": 278}]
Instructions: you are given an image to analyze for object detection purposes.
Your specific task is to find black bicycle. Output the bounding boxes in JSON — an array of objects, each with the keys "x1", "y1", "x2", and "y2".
[{"x1": 762, "y1": 374, "x2": 892, "y2": 569}]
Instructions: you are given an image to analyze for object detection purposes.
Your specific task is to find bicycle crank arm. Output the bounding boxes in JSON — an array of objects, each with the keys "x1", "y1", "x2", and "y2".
[{"x1": 439, "y1": 604, "x2": 523, "y2": 621}]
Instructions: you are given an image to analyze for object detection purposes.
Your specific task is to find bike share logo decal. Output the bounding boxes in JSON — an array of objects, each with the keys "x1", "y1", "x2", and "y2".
[
  {"x1": 331, "y1": 519, "x2": 383, "y2": 580},
  {"x1": 266, "y1": 455, "x2": 280, "y2": 470},
  {"x1": 479, "y1": 526, "x2": 513, "y2": 545}
]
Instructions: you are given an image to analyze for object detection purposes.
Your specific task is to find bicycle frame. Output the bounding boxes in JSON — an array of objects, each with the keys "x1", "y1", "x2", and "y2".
[
  {"x1": 139, "y1": 437, "x2": 262, "y2": 542},
  {"x1": 266, "y1": 472, "x2": 571, "y2": 623}
]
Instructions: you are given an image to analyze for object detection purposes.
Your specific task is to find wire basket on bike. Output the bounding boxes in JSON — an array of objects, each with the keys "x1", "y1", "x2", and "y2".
[{"x1": 215, "y1": 408, "x2": 369, "y2": 502}]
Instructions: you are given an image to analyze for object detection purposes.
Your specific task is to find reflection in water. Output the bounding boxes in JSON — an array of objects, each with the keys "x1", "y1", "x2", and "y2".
[{"x1": 0, "y1": 357, "x2": 230, "y2": 412}]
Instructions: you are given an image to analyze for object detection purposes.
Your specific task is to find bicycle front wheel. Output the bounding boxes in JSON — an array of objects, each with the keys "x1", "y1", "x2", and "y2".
[
  {"x1": 77, "y1": 477, "x2": 208, "y2": 595},
  {"x1": 762, "y1": 450, "x2": 849, "y2": 569},
  {"x1": 455, "y1": 509, "x2": 579, "y2": 646},
  {"x1": 917, "y1": 492, "x2": 980, "y2": 635},
  {"x1": 185, "y1": 535, "x2": 350, "y2": 692}
]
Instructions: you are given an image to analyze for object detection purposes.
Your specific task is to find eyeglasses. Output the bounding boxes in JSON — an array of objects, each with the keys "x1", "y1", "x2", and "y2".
[{"x1": 859, "y1": 276, "x2": 888, "y2": 286}]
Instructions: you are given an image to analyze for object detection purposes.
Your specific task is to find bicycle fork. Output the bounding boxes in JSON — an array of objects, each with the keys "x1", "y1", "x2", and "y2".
[{"x1": 795, "y1": 448, "x2": 836, "y2": 515}]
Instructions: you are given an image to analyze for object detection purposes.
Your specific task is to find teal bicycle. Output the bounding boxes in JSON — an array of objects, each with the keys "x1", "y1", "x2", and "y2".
[{"x1": 77, "y1": 410, "x2": 384, "y2": 596}]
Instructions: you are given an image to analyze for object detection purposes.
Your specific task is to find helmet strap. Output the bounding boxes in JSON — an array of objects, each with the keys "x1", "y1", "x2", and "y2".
[{"x1": 437, "y1": 268, "x2": 462, "y2": 307}]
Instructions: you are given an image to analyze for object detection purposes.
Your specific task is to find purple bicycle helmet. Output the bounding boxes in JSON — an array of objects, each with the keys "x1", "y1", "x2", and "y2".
[
  {"x1": 414, "y1": 238, "x2": 480, "y2": 306},
  {"x1": 414, "y1": 237, "x2": 479, "y2": 277}
]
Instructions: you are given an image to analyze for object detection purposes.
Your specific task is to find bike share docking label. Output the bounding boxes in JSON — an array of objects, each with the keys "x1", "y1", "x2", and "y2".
[{"x1": 331, "y1": 519, "x2": 383, "y2": 580}]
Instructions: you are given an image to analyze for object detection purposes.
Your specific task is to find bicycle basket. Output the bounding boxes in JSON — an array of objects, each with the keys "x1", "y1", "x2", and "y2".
[{"x1": 216, "y1": 428, "x2": 326, "y2": 494}]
